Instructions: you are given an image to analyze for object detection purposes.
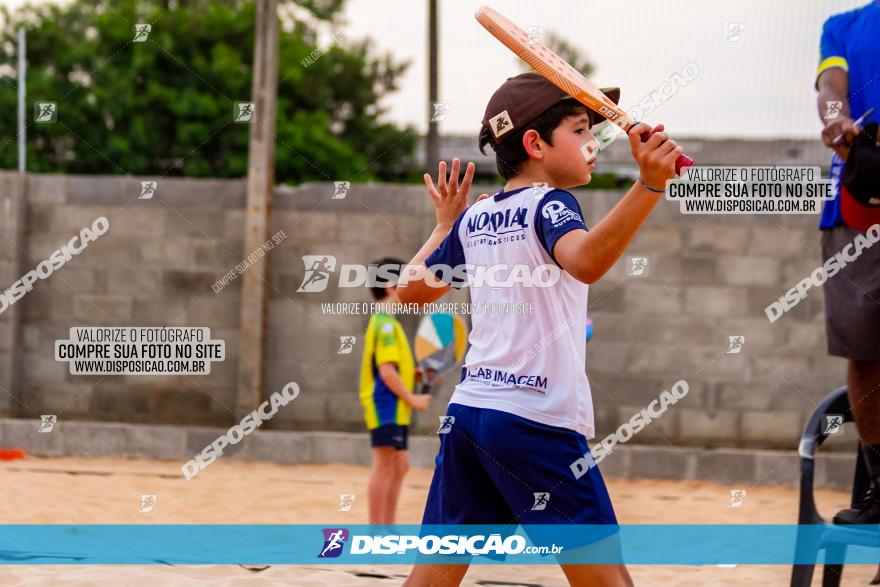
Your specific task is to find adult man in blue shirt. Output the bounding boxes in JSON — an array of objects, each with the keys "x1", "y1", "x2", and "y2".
[{"x1": 816, "y1": 1, "x2": 880, "y2": 524}]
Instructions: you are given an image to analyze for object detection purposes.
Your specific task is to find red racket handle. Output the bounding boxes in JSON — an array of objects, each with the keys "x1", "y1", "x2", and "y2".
[{"x1": 638, "y1": 127, "x2": 695, "y2": 175}]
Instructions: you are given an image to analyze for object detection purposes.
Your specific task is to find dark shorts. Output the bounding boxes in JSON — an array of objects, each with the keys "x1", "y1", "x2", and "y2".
[
  {"x1": 370, "y1": 424, "x2": 408, "y2": 450},
  {"x1": 821, "y1": 224, "x2": 880, "y2": 361},
  {"x1": 422, "y1": 403, "x2": 618, "y2": 526}
]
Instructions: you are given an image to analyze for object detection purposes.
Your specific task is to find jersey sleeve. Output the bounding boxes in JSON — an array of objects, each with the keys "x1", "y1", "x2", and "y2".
[
  {"x1": 817, "y1": 14, "x2": 849, "y2": 85},
  {"x1": 535, "y1": 189, "x2": 589, "y2": 264},
  {"x1": 425, "y1": 212, "x2": 468, "y2": 289},
  {"x1": 373, "y1": 319, "x2": 401, "y2": 366}
]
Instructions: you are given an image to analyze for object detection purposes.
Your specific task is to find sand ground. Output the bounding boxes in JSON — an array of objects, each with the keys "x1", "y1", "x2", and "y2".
[{"x1": 0, "y1": 456, "x2": 876, "y2": 586}]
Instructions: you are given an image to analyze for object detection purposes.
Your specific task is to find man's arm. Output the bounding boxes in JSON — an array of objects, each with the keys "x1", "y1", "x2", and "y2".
[
  {"x1": 817, "y1": 68, "x2": 859, "y2": 158},
  {"x1": 553, "y1": 123, "x2": 683, "y2": 284},
  {"x1": 377, "y1": 363, "x2": 430, "y2": 411}
]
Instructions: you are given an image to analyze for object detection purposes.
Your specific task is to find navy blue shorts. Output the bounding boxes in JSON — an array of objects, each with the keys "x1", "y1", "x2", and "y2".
[
  {"x1": 370, "y1": 424, "x2": 408, "y2": 450},
  {"x1": 422, "y1": 403, "x2": 617, "y2": 526}
]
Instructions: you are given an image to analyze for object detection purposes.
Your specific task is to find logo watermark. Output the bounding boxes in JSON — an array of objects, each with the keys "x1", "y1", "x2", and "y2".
[
  {"x1": 297, "y1": 259, "x2": 562, "y2": 292},
  {"x1": 438, "y1": 416, "x2": 455, "y2": 434},
  {"x1": 627, "y1": 62, "x2": 699, "y2": 123},
  {"x1": 1, "y1": 216, "x2": 109, "y2": 316},
  {"x1": 626, "y1": 256, "x2": 649, "y2": 277},
  {"x1": 212, "y1": 229, "x2": 287, "y2": 294},
  {"x1": 431, "y1": 102, "x2": 450, "y2": 123},
  {"x1": 133, "y1": 24, "x2": 151, "y2": 42},
  {"x1": 342, "y1": 532, "x2": 561, "y2": 556},
  {"x1": 668, "y1": 166, "x2": 834, "y2": 215},
  {"x1": 766, "y1": 224, "x2": 880, "y2": 323},
  {"x1": 725, "y1": 23, "x2": 744, "y2": 42},
  {"x1": 138, "y1": 494, "x2": 157, "y2": 513},
  {"x1": 319, "y1": 528, "x2": 348, "y2": 558},
  {"x1": 321, "y1": 301, "x2": 533, "y2": 316},
  {"x1": 55, "y1": 327, "x2": 225, "y2": 375},
  {"x1": 182, "y1": 382, "x2": 300, "y2": 480},
  {"x1": 337, "y1": 336, "x2": 356, "y2": 354},
  {"x1": 824, "y1": 101, "x2": 843, "y2": 120},
  {"x1": 302, "y1": 31, "x2": 345, "y2": 68},
  {"x1": 234, "y1": 102, "x2": 255, "y2": 123},
  {"x1": 726, "y1": 336, "x2": 744, "y2": 354},
  {"x1": 38, "y1": 415, "x2": 57, "y2": 433},
  {"x1": 525, "y1": 26, "x2": 543, "y2": 45},
  {"x1": 34, "y1": 102, "x2": 57, "y2": 123},
  {"x1": 298, "y1": 255, "x2": 337, "y2": 292},
  {"x1": 338, "y1": 494, "x2": 356, "y2": 512},
  {"x1": 332, "y1": 181, "x2": 350, "y2": 200},
  {"x1": 532, "y1": 182, "x2": 551, "y2": 199},
  {"x1": 139, "y1": 181, "x2": 158, "y2": 200},
  {"x1": 823, "y1": 414, "x2": 844, "y2": 435},
  {"x1": 728, "y1": 489, "x2": 746, "y2": 508},
  {"x1": 531, "y1": 492, "x2": 550, "y2": 511},
  {"x1": 570, "y1": 380, "x2": 690, "y2": 478},
  {"x1": 511, "y1": 313, "x2": 579, "y2": 372}
]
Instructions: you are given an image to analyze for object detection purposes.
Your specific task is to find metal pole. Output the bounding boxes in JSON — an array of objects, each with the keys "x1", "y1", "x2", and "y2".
[
  {"x1": 235, "y1": 0, "x2": 279, "y2": 418},
  {"x1": 17, "y1": 27, "x2": 25, "y2": 173},
  {"x1": 426, "y1": 0, "x2": 439, "y2": 170}
]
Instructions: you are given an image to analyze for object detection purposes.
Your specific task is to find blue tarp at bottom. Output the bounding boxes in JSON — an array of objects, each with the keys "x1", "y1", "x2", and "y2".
[{"x1": 0, "y1": 524, "x2": 877, "y2": 565}]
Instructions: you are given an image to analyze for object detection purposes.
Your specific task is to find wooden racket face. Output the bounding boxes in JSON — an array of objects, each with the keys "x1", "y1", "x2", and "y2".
[{"x1": 476, "y1": 6, "x2": 632, "y2": 130}]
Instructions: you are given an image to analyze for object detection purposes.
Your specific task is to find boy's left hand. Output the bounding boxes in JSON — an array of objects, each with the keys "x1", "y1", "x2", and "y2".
[{"x1": 423, "y1": 158, "x2": 485, "y2": 228}]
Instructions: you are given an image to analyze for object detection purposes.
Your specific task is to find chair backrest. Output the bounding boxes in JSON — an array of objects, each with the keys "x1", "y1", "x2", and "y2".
[
  {"x1": 797, "y1": 386, "x2": 868, "y2": 524},
  {"x1": 798, "y1": 386, "x2": 852, "y2": 461}
]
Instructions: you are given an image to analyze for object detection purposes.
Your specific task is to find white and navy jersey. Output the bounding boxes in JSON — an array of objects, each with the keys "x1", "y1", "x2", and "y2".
[{"x1": 425, "y1": 185, "x2": 595, "y2": 438}]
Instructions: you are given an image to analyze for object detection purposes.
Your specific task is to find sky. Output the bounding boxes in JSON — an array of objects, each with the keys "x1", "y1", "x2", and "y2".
[
  {"x1": 4, "y1": 0, "x2": 872, "y2": 139},
  {"x1": 337, "y1": 0, "x2": 871, "y2": 139}
]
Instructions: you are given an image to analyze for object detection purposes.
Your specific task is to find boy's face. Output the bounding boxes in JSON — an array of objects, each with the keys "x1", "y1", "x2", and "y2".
[{"x1": 543, "y1": 112, "x2": 600, "y2": 188}]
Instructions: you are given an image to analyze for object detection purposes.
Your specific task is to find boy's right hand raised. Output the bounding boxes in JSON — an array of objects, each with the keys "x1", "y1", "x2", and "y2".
[
  {"x1": 423, "y1": 158, "x2": 488, "y2": 228},
  {"x1": 628, "y1": 123, "x2": 684, "y2": 192}
]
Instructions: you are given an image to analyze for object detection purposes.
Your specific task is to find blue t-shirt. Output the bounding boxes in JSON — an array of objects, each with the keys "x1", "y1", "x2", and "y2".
[{"x1": 817, "y1": 2, "x2": 880, "y2": 229}]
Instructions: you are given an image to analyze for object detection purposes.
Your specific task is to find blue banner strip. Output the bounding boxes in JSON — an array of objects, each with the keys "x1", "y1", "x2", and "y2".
[{"x1": 0, "y1": 525, "x2": 878, "y2": 565}]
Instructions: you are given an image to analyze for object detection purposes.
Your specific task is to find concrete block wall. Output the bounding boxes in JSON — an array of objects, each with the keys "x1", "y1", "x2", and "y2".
[
  {"x1": 0, "y1": 173, "x2": 26, "y2": 417},
  {"x1": 584, "y1": 197, "x2": 847, "y2": 452},
  {"x1": 0, "y1": 418, "x2": 858, "y2": 490},
  {"x1": 0, "y1": 172, "x2": 850, "y2": 452},
  {"x1": 18, "y1": 174, "x2": 247, "y2": 427}
]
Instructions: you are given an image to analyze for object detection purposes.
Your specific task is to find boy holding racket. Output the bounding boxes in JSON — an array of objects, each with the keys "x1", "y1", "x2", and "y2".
[{"x1": 398, "y1": 73, "x2": 682, "y2": 586}]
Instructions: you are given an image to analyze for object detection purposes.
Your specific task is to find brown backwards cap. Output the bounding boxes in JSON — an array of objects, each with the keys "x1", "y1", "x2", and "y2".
[{"x1": 481, "y1": 72, "x2": 620, "y2": 144}]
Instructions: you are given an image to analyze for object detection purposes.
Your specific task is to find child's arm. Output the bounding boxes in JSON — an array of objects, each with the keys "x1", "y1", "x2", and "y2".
[
  {"x1": 398, "y1": 158, "x2": 480, "y2": 304},
  {"x1": 377, "y1": 363, "x2": 431, "y2": 411},
  {"x1": 553, "y1": 123, "x2": 684, "y2": 284}
]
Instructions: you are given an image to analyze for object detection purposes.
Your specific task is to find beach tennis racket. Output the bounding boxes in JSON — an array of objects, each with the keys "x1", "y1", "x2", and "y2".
[
  {"x1": 414, "y1": 312, "x2": 468, "y2": 394},
  {"x1": 475, "y1": 6, "x2": 694, "y2": 175}
]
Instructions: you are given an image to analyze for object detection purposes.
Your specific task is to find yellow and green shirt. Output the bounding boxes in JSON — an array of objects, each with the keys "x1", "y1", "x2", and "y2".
[{"x1": 359, "y1": 312, "x2": 415, "y2": 430}]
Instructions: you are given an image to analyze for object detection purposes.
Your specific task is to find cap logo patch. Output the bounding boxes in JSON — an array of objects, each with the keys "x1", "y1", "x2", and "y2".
[{"x1": 490, "y1": 110, "x2": 513, "y2": 139}]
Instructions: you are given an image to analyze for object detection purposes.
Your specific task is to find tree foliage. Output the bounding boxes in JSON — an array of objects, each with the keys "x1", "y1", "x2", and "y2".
[{"x1": 0, "y1": 0, "x2": 417, "y2": 183}]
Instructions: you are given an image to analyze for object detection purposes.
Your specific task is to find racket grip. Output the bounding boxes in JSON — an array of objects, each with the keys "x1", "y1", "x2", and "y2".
[{"x1": 638, "y1": 129, "x2": 695, "y2": 175}]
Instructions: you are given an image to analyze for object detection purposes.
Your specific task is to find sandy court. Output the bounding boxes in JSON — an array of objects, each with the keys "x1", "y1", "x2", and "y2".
[{"x1": 0, "y1": 456, "x2": 876, "y2": 586}]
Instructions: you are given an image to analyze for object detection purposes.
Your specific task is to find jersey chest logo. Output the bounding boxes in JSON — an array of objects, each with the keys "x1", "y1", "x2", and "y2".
[{"x1": 465, "y1": 206, "x2": 529, "y2": 238}]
